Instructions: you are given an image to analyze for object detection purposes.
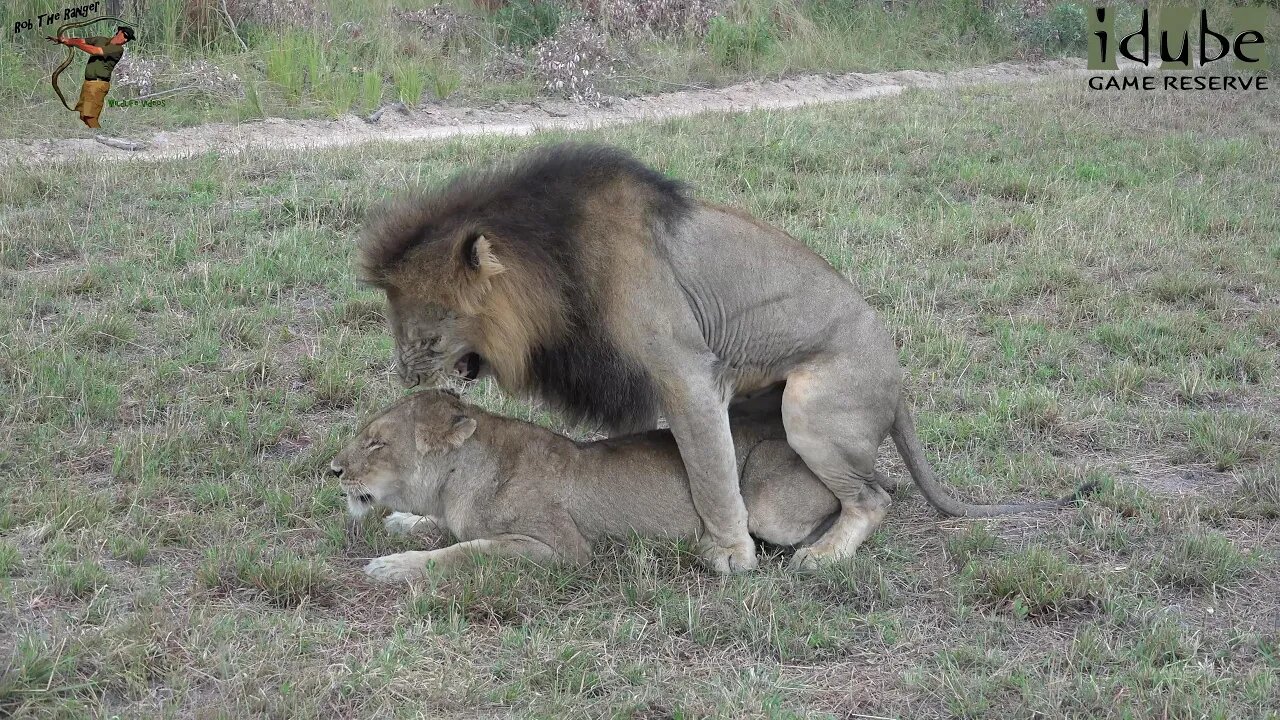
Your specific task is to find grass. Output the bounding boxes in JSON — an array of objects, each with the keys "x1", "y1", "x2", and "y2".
[
  {"x1": 1152, "y1": 530, "x2": 1261, "y2": 589},
  {"x1": 961, "y1": 545, "x2": 1106, "y2": 621},
  {"x1": 1, "y1": 75, "x2": 1278, "y2": 717},
  {"x1": 196, "y1": 545, "x2": 334, "y2": 608},
  {"x1": 0, "y1": 0, "x2": 1088, "y2": 140},
  {"x1": 1231, "y1": 466, "x2": 1280, "y2": 519}
]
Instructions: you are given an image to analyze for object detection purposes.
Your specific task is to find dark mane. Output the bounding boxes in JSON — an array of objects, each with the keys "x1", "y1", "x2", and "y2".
[
  {"x1": 359, "y1": 142, "x2": 693, "y2": 434},
  {"x1": 357, "y1": 142, "x2": 692, "y2": 284},
  {"x1": 528, "y1": 325, "x2": 663, "y2": 434}
]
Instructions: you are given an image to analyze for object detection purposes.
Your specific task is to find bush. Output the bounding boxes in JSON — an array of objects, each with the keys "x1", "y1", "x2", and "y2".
[
  {"x1": 534, "y1": 20, "x2": 610, "y2": 104},
  {"x1": 494, "y1": 0, "x2": 567, "y2": 49},
  {"x1": 1020, "y1": 2, "x2": 1088, "y2": 53},
  {"x1": 705, "y1": 15, "x2": 775, "y2": 67}
]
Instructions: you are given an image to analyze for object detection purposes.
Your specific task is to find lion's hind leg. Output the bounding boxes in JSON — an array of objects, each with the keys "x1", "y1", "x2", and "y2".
[
  {"x1": 789, "y1": 481, "x2": 891, "y2": 569},
  {"x1": 780, "y1": 358, "x2": 898, "y2": 569}
]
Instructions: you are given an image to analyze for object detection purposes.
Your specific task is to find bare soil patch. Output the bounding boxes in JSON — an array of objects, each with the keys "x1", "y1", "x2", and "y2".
[{"x1": 3, "y1": 59, "x2": 1084, "y2": 165}]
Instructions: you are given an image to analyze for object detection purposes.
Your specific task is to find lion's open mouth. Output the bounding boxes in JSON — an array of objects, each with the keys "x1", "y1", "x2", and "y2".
[{"x1": 454, "y1": 352, "x2": 482, "y2": 382}]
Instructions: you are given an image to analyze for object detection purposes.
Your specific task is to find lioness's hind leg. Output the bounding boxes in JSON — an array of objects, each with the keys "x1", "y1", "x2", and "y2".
[{"x1": 782, "y1": 360, "x2": 897, "y2": 569}]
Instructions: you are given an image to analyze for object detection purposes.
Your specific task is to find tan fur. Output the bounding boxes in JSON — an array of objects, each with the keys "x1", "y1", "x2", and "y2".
[
  {"x1": 330, "y1": 390, "x2": 840, "y2": 581},
  {"x1": 461, "y1": 255, "x2": 561, "y2": 391},
  {"x1": 382, "y1": 231, "x2": 569, "y2": 391},
  {"x1": 360, "y1": 144, "x2": 1082, "y2": 575}
]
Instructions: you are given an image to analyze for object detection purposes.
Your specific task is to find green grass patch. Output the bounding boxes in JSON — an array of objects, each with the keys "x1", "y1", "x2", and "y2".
[
  {"x1": 196, "y1": 546, "x2": 334, "y2": 608},
  {"x1": 706, "y1": 15, "x2": 777, "y2": 68},
  {"x1": 48, "y1": 559, "x2": 110, "y2": 600},
  {"x1": 961, "y1": 546, "x2": 1106, "y2": 621},
  {"x1": 1184, "y1": 412, "x2": 1270, "y2": 471},
  {"x1": 0, "y1": 634, "x2": 86, "y2": 715},
  {"x1": 2, "y1": 76, "x2": 1277, "y2": 718},
  {"x1": 0, "y1": 541, "x2": 21, "y2": 577},
  {"x1": 1152, "y1": 530, "x2": 1259, "y2": 589},
  {"x1": 1230, "y1": 466, "x2": 1280, "y2": 519}
]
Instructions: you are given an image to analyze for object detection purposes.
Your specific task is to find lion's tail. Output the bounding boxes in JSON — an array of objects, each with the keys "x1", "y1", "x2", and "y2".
[{"x1": 888, "y1": 397, "x2": 1096, "y2": 517}]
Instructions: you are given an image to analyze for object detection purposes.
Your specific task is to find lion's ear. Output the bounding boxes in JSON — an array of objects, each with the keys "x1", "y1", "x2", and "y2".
[
  {"x1": 445, "y1": 414, "x2": 477, "y2": 448},
  {"x1": 462, "y1": 234, "x2": 505, "y2": 280}
]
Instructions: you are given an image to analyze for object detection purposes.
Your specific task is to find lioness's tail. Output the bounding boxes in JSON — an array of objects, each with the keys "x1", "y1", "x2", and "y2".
[{"x1": 889, "y1": 398, "x2": 1096, "y2": 517}]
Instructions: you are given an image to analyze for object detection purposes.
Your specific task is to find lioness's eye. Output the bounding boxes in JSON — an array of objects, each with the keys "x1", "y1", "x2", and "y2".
[{"x1": 365, "y1": 440, "x2": 384, "y2": 452}]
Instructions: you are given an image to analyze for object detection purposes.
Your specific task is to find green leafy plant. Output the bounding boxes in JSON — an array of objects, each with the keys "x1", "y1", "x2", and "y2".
[
  {"x1": 1020, "y1": 2, "x2": 1088, "y2": 52},
  {"x1": 706, "y1": 15, "x2": 776, "y2": 68},
  {"x1": 493, "y1": 0, "x2": 565, "y2": 49}
]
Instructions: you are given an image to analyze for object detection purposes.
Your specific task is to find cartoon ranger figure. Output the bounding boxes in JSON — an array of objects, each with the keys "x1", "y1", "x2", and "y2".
[{"x1": 46, "y1": 26, "x2": 135, "y2": 128}]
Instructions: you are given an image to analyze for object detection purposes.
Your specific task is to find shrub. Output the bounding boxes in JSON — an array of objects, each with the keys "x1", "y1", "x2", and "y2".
[
  {"x1": 1020, "y1": 3, "x2": 1088, "y2": 53},
  {"x1": 533, "y1": 20, "x2": 610, "y2": 104},
  {"x1": 586, "y1": 0, "x2": 726, "y2": 37},
  {"x1": 705, "y1": 15, "x2": 775, "y2": 68},
  {"x1": 494, "y1": 0, "x2": 566, "y2": 49}
]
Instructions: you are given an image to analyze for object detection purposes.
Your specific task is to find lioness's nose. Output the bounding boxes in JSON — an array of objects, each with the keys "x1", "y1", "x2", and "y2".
[
  {"x1": 330, "y1": 463, "x2": 343, "y2": 477},
  {"x1": 398, "y1": 367, "x2": 421, "y2": 389}
]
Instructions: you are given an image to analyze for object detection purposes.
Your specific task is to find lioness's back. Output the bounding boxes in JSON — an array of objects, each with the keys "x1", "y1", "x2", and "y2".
[
  {"x1": 563, "y1": 430, "x2": 707, "y2": 540},
  {"x1": 560, "y1": 423, "x2": 838, "y2": 547}
]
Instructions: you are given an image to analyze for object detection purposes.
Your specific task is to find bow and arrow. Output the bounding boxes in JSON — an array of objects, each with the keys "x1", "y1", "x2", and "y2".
[{"x1": 47, "y1": 15, "x2": 131, "y2": 111}]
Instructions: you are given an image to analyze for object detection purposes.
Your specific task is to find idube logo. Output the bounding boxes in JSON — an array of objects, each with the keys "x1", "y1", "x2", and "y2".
[{"x1": 1087, "y1": 5, "x2": 1273, "y2": 91}]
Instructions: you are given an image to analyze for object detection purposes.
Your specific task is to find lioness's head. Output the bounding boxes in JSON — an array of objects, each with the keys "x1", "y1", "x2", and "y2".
[{"x1": 329, "y1": 390, "x2": 478, "y2": 519}]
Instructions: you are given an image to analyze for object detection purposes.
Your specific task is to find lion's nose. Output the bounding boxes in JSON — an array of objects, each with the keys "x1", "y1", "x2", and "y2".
[{"x1": 330, "y1": 464, "x2": 343, "y2": 477}]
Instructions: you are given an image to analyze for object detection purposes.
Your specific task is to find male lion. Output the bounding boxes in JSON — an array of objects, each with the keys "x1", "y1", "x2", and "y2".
[
  {"x1": 358, "y1": 143, "x2": 1074, "y2": 572},
  {"x1": 333, "y1": 389, "x2": 844, "y2": 580}
]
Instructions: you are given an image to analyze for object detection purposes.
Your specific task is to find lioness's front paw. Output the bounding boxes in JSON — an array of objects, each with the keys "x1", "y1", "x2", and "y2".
[
  {"x1": 383, "y1": 512, "x2": 430, "y2": 536},
  {"x1": 698, "y1": 538, "x2": 758, "y2": 574},
  {"x1": 364, "y1": 551, "x2": 430, "y2": 582}
]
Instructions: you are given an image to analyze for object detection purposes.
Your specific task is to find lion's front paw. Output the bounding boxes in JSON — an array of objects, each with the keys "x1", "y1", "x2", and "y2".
[
  {"x1": 698, "y1": 537, "x2": 758, "y2": 574},
  {"x1": 790, "y1": 543, "x2": 850, "y2": 571},
  {"x1": 364, "y1": 551, "x2": 430, "y2": 582},
  {"x1": 789, "y1": 546, "x2": 826, "y2": 571}
]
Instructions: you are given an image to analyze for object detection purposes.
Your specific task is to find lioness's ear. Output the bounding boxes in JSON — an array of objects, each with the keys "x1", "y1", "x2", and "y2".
[
  {"x1": 446, "y1": 414, "x2": 477, "y2": 448},
  {"x1": 462, "y1": 234, "x2": 505, "y2": 280}
]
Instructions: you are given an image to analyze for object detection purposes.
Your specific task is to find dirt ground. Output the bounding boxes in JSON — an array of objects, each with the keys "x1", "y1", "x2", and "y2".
[{"x1": 1, "y1": 58, "x2": 1084, "y2": 165}]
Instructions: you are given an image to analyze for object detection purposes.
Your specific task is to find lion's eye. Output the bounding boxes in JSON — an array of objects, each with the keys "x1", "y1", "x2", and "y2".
[{"x1": 365, "y1": 441, "x2": 384, "y2": 452}]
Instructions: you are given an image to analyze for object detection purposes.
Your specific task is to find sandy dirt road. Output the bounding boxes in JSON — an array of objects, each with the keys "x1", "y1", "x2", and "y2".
[{"x1": 2, "y1": 59, "x2": 1093, "y2": 165}]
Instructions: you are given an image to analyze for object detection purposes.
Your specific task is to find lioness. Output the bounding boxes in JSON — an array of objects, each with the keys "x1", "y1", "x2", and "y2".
[
  {"x1": 359, "y1": 143, "x2": 1079, "y2": 572},
  {"x1": 332, "y1": 389, "x2": 842, "y2": 581}
]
